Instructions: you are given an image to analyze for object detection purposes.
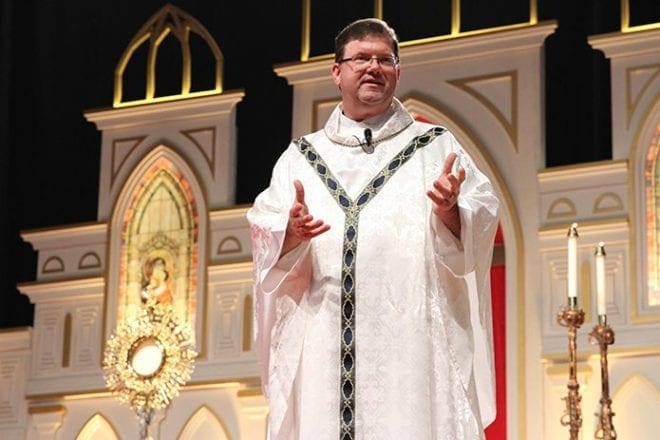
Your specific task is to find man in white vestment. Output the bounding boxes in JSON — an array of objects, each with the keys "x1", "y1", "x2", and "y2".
[{"x1": 247, "y1": 18, "x2": 500, "y2": 440}]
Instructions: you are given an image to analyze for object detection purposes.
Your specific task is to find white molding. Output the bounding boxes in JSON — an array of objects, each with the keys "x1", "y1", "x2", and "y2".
[
  {"x1": 84, "y1": 91, "x2": 245, "y2": 130},
  {"x1": 538, "y1": 160, "x2": 628, "y2": 189},
  {"x1": 19, "y1": 278, "x2": 105, "y2": 303},
  {"x1": 0, "y1": 328, "x2": 32, "y2": 351},
  {"x1": 589, "y1": 28, "x2": 660, "y2": 59},
  {"x1": 276, "y1": 22, "x2": 557, "y2": 86},
  {"x1": 21, "y1": 223, "x2": 107, "y2": 249}
]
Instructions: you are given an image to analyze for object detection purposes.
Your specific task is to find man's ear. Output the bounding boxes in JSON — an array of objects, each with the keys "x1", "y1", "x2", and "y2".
[{"x1": 331, "y1": 63, "x2": 341, "y2": 86}]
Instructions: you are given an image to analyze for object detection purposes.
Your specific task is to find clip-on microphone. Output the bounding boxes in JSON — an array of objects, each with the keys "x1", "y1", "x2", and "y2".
[{"x1": 361, "y1": 128, "x2": 374, "y2": 154}]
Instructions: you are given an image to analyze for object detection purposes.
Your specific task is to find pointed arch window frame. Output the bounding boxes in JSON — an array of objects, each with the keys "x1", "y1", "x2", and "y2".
[
  {"x1": 106, "y1": 146, "x2": 208, "y2": 356},
  {"x1": 643, "y1": 122, "x2": 660, "y2": 309}
]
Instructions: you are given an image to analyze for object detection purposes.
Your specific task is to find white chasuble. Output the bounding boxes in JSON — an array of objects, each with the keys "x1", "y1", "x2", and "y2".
[{"x1": 247, "y1": 99, "x2": 500, "y2": 440}]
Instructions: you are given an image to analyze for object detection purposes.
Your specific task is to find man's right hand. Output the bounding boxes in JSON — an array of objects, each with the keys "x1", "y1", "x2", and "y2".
[{"x1": 281, "y1": 179, "x2": 331, "y2": 255}]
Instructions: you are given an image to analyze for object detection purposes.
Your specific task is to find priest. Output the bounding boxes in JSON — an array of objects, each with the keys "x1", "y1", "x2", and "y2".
[{"x1": 247, "y1": 17, "x2": 500, "y2": 440}]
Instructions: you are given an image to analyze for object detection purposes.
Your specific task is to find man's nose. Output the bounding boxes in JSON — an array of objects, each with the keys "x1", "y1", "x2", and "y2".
[{"x1": 365, "y1": 57, "x2": 382, "y2": 70}]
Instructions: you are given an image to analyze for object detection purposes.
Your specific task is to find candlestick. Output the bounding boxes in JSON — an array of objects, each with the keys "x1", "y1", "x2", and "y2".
[
  {"x1": 567, "y1": 223, "x2": 579, "y2": 301},
  {"x1": 589, "y1": 320, "x2": 617, "y2": 440},
  {"x1": 595, "y1": 243, "x2": 606, "y2": 318},
  {"x1": 557, "y1": 305, "x2": 585, "y2": 440}
]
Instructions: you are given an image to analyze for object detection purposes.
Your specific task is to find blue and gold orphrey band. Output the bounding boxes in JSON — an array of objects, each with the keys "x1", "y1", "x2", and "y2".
[{"x1": 294, "y1": 126, "x2": 445, "y2": 439}]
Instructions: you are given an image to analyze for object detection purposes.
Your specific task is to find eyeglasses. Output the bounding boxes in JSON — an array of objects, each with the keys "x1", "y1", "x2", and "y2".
[{"x1": 337, "y1": 54, "x2": 399, "y2": 69}]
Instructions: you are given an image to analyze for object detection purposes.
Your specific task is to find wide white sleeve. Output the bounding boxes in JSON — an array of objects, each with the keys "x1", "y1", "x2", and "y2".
[
  {"x1": 430, "y1": 132, "x2": 500, "y2": 427},
  {"x1": 246, "y1": 146, "x2": 312, "y2": 297},
  {"x1": 245, "y1": 146, "x2": 312, "y2": 437},
  {"x1": 430, "y1": 133, "x2": 499, "y2": 276}
]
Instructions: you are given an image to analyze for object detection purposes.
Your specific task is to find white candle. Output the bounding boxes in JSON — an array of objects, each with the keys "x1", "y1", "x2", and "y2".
[
  {"x1": 596, "y1": 242, "x2": 607, "y2": 316},
  {"x1": 567, "y1": 223, "x2": 579, "y2": 299}
]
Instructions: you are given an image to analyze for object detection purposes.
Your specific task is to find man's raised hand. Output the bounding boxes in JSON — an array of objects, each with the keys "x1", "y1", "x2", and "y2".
[
  {"x1": 426, "y1": 152, "x2": 465, "y2": 237},
  {"x1": 281, "y1": 179, "x2": 330, "y2": 255}
]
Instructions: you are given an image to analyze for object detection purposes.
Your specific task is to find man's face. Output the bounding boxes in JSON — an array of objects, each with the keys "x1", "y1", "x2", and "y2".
[{"x1": 332, "y1": 35, "x2": 400, "y2": 117}]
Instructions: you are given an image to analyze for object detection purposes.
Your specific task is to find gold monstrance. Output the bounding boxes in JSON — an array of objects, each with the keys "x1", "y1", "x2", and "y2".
[{"x1": 103, "y1": 300, "x2": 197, "y2": 439}]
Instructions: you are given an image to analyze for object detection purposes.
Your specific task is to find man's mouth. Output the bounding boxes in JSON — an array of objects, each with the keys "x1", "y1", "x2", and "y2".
[{"x1": 361, "y1": 78, "x2": 383, "y2": 86}]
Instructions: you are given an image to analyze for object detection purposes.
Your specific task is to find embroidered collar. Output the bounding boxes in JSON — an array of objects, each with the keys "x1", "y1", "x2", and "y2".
[{"x1": 323, "y1": 97, "x2": 414, "y2": 148}]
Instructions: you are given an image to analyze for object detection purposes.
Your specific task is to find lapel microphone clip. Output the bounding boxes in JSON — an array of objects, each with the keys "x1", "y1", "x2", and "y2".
[{"x1": 361, "y1": 128, "x2": 374, "y2": 154}]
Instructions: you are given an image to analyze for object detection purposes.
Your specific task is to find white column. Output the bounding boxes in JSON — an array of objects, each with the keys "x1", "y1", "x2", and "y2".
[
  {"x1": 27, "y1": 406, "x2": 66, "y2": 440},
  {"x1": 237, "y1": 388, "x2": 268, "y2": 440}
]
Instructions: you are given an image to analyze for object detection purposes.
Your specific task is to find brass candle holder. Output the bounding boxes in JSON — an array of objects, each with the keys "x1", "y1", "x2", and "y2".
[
  {"x1": 557, "y1": 297, "x2": 585, "y2": 440},
  {"x1": 589, "y1": 315, "x2": 617, "y2": 440}
]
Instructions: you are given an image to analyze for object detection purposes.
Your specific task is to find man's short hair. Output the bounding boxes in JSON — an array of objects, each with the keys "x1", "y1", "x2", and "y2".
[{"x1": 334, "y1": 18, "x2": 399, "y2": 62}]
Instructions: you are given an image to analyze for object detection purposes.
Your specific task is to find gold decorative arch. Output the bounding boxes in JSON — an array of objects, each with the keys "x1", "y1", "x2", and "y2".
[
  {"x1": 547, "y1": 197, "x2": 577, "y2": 219},
  {"x1": 217, "y1": 236, "x2": 242, "y2": 255},
  {"x1": 593, "y1": 192, "x2": 624, "y2": 214},
  {"x1": 79, "y1": 252, "x2": 102, "y2": 269},
  {"x1": 42, "y1": 256, "x2": 65, "y2": 273},
  {"x1": 114, "y1": 3, "x2": 224, "y2": 107}
]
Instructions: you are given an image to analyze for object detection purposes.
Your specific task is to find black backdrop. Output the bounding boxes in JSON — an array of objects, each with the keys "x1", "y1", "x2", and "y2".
[{"x1": 0, "y1": 0, "x2": 657, "y2": 327}]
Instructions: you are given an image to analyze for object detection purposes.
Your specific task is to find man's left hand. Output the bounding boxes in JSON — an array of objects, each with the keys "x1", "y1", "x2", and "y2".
[{"x1": 426, "y1": 152, "x2": 465, "y2": 237}]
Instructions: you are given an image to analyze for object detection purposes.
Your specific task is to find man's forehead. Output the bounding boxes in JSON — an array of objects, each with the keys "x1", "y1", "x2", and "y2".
[{"x1": 344, "y1": 36, "x2": 393, "y2": 51}]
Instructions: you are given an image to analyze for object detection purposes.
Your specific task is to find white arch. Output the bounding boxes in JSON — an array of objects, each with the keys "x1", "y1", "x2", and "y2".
[
  {"x1": 612, "y1": 374, "x2": 660, "y2": 439},
  {"x1": 178, "y1": 405, "x2": 231, "y2": 440},
  {"x1": 75, "y1": 413, "x2": 119, "y2": 440}
]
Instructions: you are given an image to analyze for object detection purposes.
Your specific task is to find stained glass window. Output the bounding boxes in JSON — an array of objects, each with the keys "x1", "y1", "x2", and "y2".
[
  {"x1": 645, "y1": 123, "x2": 660, "y2": 306},
  {"x1": 117, "y1": 157, "x2": 199, "y2": 331}
]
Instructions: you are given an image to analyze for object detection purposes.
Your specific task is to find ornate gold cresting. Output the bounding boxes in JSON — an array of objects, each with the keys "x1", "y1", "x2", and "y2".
[
  {"x1": 620, "y1": 0, "x2": 660, "y2": 32},
  {"x1": 451, "y1": 0, "x2": 461, "y2": 35},
  {"x1": 556, "y1": 223, "x2": 584, "y2": 440},
  {"x1": 113, "y1": 3, "x2": 224, "y2": 107},
  {"x1": 299, "y1": 0, "x2": 538, "y2": 61},
  {"x1": 589, "y1": 316, "x2": 617, "y2": 440}
]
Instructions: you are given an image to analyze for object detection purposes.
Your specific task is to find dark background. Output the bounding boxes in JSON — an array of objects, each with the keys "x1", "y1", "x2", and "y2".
[{"x1": 1, "y1": 0, "x2": 658, "y2": 328}]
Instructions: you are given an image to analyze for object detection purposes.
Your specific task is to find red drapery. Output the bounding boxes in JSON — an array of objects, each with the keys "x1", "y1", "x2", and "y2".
[{"x1": 485, "y1": 226, "x2": 506, "y2": 439}]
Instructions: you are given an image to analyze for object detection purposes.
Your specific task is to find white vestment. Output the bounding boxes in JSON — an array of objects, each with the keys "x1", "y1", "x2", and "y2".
[{"x1": 247, "y1": 99, "x2": 500, "y2": 440}]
